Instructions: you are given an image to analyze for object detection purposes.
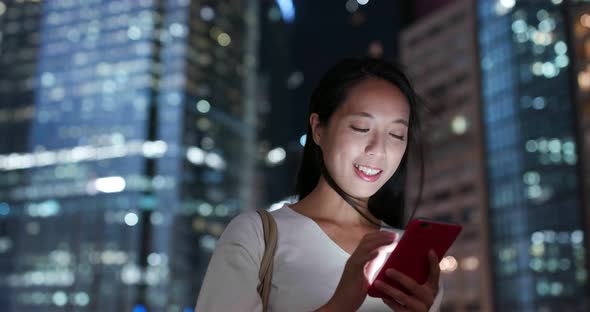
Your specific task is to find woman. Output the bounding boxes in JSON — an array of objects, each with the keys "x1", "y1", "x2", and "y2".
[{"x1": 195, "y1": 58, "x2": 443, "y2": 311}]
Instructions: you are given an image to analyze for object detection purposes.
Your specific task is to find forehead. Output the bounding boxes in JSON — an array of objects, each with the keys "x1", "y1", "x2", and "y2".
[{"x1": 337, "y1": 78, "x2": 410, "y2": 119}]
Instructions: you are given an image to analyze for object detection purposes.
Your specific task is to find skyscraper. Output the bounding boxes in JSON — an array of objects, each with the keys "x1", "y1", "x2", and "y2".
[
  {"x1": 0, "y1": 1, "x2": 44, "y2": 310},
  {"x1": 401, "y1": 0, "x2": 493, "y2": 310},
  {"x1": 257, "y1": 0, "x2": 299, "y2": 207},
  {"x1": 0, "y1": 0, "x2": 259, "y2": 311},
  {"x1": 567, "y1": 2, "x2": 590, "y2": 303},
  {"x1": 479, "y1": 0, "x2": 587, "y2": 310},
  {"x1": 402, "y1": 0, "x2": 589, "y2": 310},
  {"x1": 0, "y1": 0, "x2": 40, "y2": 155}
]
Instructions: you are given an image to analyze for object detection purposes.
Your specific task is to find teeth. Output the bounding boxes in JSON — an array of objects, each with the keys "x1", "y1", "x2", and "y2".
[{"x1": 354, "y1": 164, "x2": 381, "y2": 176}]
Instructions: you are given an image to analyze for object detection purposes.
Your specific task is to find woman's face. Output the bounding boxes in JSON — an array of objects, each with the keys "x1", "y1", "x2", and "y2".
[{"x1": 311, "y1": 78, "x2": 410, "y2": 200}]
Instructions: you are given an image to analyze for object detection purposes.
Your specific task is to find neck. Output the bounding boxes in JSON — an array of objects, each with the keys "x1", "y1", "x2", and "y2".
[{"x1": 292, "y1": 176, "x2": 380, "y2": 227}]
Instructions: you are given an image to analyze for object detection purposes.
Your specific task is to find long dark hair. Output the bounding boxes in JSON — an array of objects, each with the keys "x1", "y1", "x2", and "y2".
[{"x1": 294, "y1": 57, "x2": 424, "y2": 229}]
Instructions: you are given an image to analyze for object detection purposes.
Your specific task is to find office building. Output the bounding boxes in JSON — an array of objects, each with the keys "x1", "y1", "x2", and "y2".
[
  {"x1": 402, "y1": 0, "x2": 589, "y2": 310},
  {"x1": 401, "y1": 0, "x2": 493, "y2": 310},
  {"x1": 0, "y1": 0, "x2": 259, "y2": 311}
]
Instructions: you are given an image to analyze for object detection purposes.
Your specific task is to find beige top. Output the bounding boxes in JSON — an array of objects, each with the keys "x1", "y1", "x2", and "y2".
[{"x1": 195, "y1": 205, "x2": 443, "y2": 311}]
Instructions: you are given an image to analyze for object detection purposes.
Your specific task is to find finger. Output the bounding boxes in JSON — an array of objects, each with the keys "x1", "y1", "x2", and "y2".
[
  {"x1": 426, "y1": 250, "x2": 441, "y2": 290},
  {"x1": 350, "y1": 232, "x2": 397, "y2": 266},
  {"x1": 364, "y1": 248, "x2": 389, "y2": 279},
  {"x1": 375, "y1": 280, "x2": 428, "y2": 312},
  {"x1": 348, "y1": 249, "x2": 381, "y2": 270},
  {"x1": 358, "y1": 232, "x2": 397, "y2": 252},
  {"x1": 361, "y1": 230, "x2": 397, "y2": 243},
  {"x1": 386, "y1": 269, "x2": 434, "y2": 306},
  {"x1": 359, "y1": 250, "x2": 380, "y2": 263},
  {"x1": 378, "y1": 241, "x2": 397, "y2": 254},
  {"x1": 382, "y1": 297, "x2": 409, "y2": 312},
  {"x1": 353, "y1": 243, "x2": 392, "y2": 265}
]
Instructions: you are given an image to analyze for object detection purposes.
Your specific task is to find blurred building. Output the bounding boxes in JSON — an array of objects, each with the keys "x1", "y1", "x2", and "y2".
[
  {"x1": 0, "y1": 0, "x2": 39, "y2": 155},
  {"x1": 478, "y1": 0, "x2": 587, "y2": 310},
  {"x1": 256, "y1": 0, "x2": 299, "y2": 206},
  {"x1": 0, "y1": 2, "x2": 43, "y2": 310},
  {"x1": 0, "y1": 0, "x2": 259, "y2": 311},
  {"x1": 402, "y1": 0, "x2": 589, "y2": 311},
  {"x1": 568, "y1": 0, "x2": 590, "y2": 298},
  {"x1": 401, "y1": 0, "x2": 493, "y2": 310}
]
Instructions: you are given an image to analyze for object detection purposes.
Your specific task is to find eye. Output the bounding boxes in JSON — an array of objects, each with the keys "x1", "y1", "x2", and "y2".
[
  {"x1": 390, "y1": 133, "x2": 405, "y2": 140},
  {"x1": 350, "y1": 126, "x2": 369, "y2": 133}
]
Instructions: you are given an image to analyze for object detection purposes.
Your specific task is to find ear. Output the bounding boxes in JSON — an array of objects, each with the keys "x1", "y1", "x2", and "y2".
[{"x1": 309, "y1": 113, "x2": 323, "y2": 146}]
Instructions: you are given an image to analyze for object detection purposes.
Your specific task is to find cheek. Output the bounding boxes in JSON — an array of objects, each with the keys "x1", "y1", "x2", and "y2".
[
  {"x1": 386, "y1": 144, "x2": 407, "y2": 170},
  {"x1": 323, "y1": 131, "x2": 361, "y2": 157},
  {"x1": 324, "y1": 143, "x2": 357, "y2": 166}
]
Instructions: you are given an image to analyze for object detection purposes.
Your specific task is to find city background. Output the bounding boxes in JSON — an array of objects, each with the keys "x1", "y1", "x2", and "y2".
[{"x1": 0, "y1": 0, "x2": 589, "y2": 311}]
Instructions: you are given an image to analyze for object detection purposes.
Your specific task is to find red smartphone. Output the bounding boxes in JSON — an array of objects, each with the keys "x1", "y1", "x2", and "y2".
[{"x1": 367, "y1": 218, "x2": 462, "y2": 298}]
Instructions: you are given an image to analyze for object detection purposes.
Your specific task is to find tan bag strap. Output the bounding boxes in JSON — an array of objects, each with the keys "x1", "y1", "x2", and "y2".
[{"x1": 257, "y1": 209, "x2": 277, "y2": 312}]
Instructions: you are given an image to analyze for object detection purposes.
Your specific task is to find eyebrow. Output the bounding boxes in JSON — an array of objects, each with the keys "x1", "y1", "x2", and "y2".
[{"x1": 350, "y1": 112, "x2": 409, "y2": 126}]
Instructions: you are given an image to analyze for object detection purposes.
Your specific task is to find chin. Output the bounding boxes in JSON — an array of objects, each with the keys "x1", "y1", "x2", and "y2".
[
  {"x1": 332, "y1": 174, "x2": 389, "y2": 200},
  {"x1": 343, "y1": 187, "x2": 380, "y2": 200}
]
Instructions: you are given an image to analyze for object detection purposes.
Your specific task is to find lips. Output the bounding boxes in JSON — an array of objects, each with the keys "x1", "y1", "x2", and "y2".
[{"x1": 353, "y1": 163, "x2": 383, "y2": 182}]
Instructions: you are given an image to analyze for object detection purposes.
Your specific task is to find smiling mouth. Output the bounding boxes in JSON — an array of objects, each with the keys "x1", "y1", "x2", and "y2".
[{"x1": 354, "y1": 164, "x2": 383, "y2": 177}]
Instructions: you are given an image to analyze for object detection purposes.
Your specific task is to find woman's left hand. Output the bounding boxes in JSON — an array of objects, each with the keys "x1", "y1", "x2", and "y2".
[{"x1": 373, "y1": 250, "x2": 440, "y2": 312}]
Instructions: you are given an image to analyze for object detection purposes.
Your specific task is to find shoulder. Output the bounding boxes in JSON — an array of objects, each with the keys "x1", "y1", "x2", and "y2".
[
  {"x1": 213, "y1": 210, "x2": 267, "y2": 266},
  {"x1": 268, "y1": 204, "x2": 312, "y2": 234},
  {"x1": 221, "y1": 205, "x2": 296, "y2": 242},
  {"x1": 219, "y1": 210, "x2": 264, "y2": 244}
]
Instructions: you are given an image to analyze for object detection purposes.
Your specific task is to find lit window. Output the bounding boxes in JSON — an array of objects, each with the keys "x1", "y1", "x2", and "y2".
[
  {"x1": 440, "y1": 256, "x2": 458, "y2": 273},
  {"x1": 217, "y1": 32, "x2": 231, "y2": 47},
  {"x1": 460, "y1": 256, "x2": 479, "y2": 271},
  {"x1": 200, "y1": 6, "x2": 215, "y2": 21}
]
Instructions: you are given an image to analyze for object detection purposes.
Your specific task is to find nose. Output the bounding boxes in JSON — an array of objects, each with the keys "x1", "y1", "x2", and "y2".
[{"x1": 365, "y1": 132, "x2": 386, "y2": 156}]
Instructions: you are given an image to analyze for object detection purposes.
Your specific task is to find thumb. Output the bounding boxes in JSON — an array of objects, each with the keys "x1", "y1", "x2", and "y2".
[{"x1": 364, "y1": 247, "x2": 390, "y2": 283}]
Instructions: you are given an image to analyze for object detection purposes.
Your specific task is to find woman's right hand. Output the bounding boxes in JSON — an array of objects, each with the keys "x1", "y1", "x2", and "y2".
[{"x1": 316, "y1": 231, "x2": 397, "y2": 312}]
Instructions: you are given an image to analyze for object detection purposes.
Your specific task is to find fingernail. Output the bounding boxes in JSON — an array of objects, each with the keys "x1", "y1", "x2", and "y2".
[
  {"x1": 386, "y1": 269, "x2": 395, "y2": 276},
  {"x1": 381, "y1": 230, "x2": 395, "y2": 236}
]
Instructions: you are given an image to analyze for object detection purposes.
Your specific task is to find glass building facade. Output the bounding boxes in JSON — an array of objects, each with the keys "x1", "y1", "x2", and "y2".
[
  {"x1": 570, "y1": 8, "x2": 590, "y2": 311},
  {"x1": 400, "y1": 0, "x2": 495, "y2": 310},
  {"x1": 0, "y1": 0, "x2": 40, "y2": 155},
  {"x1": 0, "y1": 0, "x2": 258, "y2": 311},
  {"x1": 477, "y1": 0, "x2": 588, "y2": 310}
]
